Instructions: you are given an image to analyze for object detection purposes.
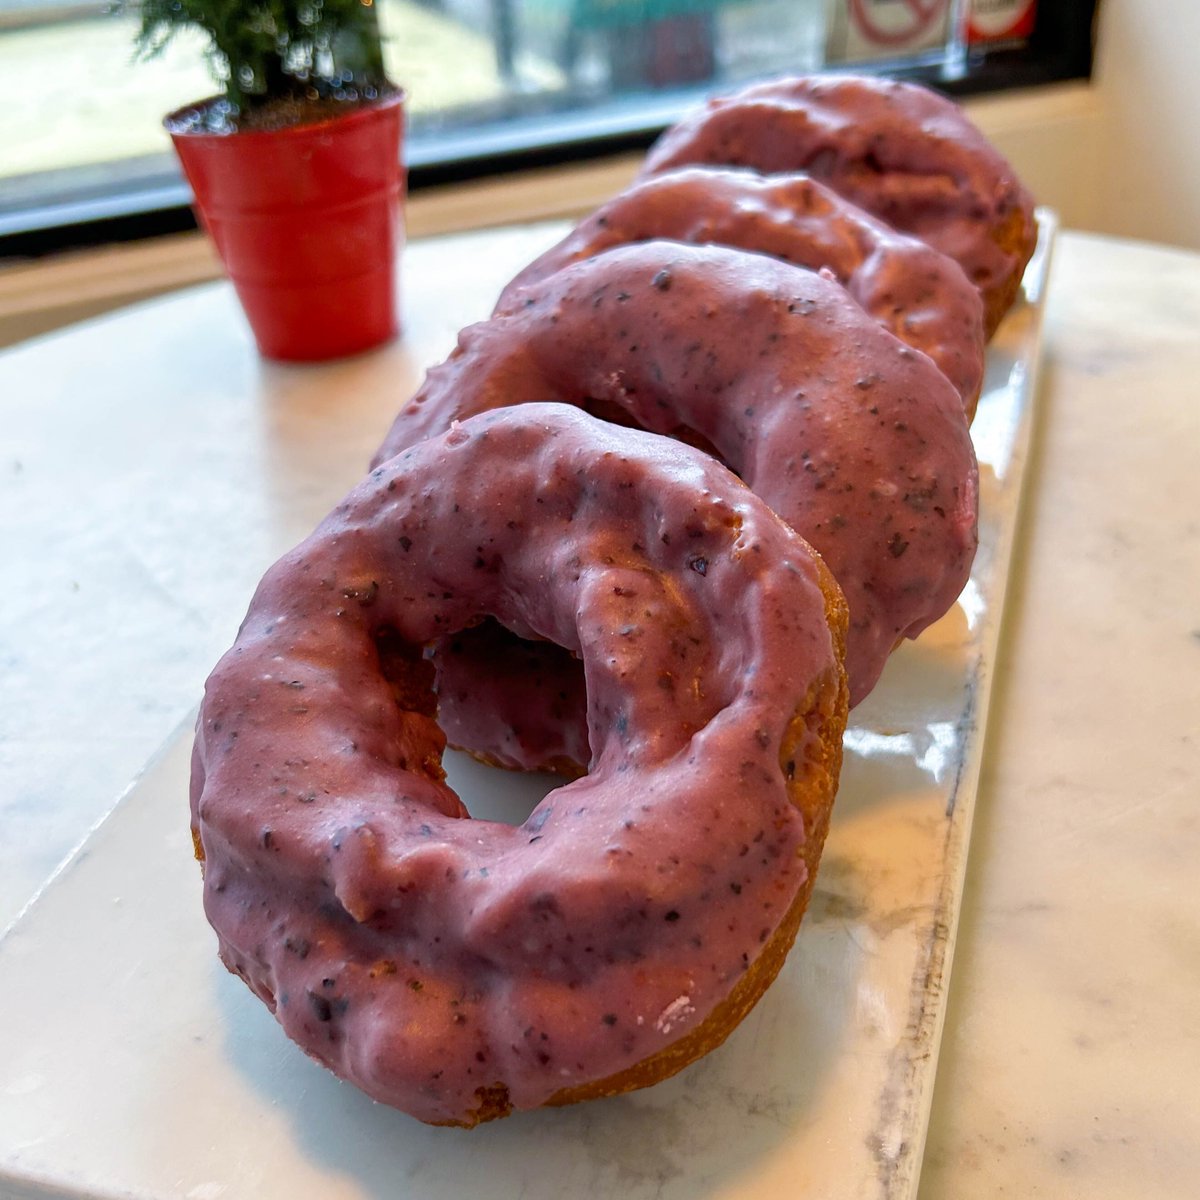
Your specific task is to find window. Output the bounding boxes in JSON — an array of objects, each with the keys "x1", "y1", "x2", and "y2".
[{"x1": 0, "y1": 0, "x2": 1095, "y2": 256}]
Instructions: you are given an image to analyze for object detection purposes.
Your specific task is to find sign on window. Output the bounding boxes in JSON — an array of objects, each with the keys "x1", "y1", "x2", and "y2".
[{"x1": 825, "y1": 0, "x2": 953, "y2": 64}]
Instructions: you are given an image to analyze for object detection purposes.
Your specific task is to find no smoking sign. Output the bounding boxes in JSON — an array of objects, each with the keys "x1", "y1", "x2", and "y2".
[{"x1": 827, "y1": 0, "x2": 952, "y2": 63}]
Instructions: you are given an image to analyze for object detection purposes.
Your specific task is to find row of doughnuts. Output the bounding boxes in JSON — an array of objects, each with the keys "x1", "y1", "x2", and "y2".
[
  {"x1": 374, "y1": 73, "x2": 1036, "y2": 757},
  {"x1": 640, "y1": 73, "x2": 1038, "y2": 335},
  {"x1": 376, "y1": 239, "x2": 978, "y2": 731},
  {"x1": 500, "y1": 166, "x2": 988, "y2": 415},
  {"x1": 190, "y1": 73, "x2": 1036, "y2": 1127}
]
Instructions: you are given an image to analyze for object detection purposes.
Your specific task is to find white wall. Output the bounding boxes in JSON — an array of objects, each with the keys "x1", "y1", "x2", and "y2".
[
  {"x1": 966, "y1": 83, "x2": 1103, "y2": 235},
  {"x1": 967, "y1": 0, "x2": 1200, "y2": 252},
  {"x1": 1091, "y1": 0, "x2": 1200, "y2": 250}
]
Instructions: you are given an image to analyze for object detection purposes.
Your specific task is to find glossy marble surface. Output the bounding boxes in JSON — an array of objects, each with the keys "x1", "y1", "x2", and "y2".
[
  {"x1": 0, "y1": 222, "x2": 559, "y2": 932},
  {"x1": 0, "y1": 222, "x2": 1049, "y2": 1200},
  {"x1": 919, "y1": 234, "x2": 1200, "y2": 1199},
  {"x1": 0, "y1": 228, "x2": 1197, "y2": 1199}
]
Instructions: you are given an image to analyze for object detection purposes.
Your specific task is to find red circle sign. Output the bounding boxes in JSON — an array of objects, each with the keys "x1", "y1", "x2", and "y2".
[{"x1": 849, "y1": 0, "x2": 948, "y2": 47}]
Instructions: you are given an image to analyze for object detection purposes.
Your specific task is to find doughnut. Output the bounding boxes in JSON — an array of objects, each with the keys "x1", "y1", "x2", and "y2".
[
  {"x1": 640, "y1": 73, "x2": 1038, "y2": 336},
  {"x1": 499, "y1": 165, "x2": 986, "y2": 417},
  {"x1": 191, "y1": 403, "x2": 849, "y2": 1127},
  {"x1": 373, "y1": 241, "x2": 977, "y2": 738}
]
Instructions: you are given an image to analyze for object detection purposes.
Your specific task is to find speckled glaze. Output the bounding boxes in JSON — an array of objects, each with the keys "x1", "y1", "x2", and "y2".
[
  {"x1": 374, "y1": 242, "x2": 977, "y2": 723},
  {"x1": 499, "y1": 166, "x2": 986, "y2": 415},
  {"x1": 640, "y1": 74, "x2": 1037, "y2": 334},
  {"x1": 192, "y1": 404, "x2": 847, "y2": 1127}
]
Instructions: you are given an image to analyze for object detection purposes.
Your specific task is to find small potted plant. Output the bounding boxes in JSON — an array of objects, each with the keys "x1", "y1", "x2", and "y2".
[{"x1": 131, "y1": 0, "x2": 406, "y2": 361}]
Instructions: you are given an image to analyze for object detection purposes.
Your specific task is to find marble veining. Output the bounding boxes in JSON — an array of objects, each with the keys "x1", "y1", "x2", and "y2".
[{"x1": 918, "y1": 233, "x2": 1200, "y2": 1200}]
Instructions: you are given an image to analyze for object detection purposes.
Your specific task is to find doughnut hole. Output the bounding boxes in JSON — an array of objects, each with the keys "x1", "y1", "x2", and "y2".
[
  {"x1": 434, "y1": 620, "x2": 589, "y2": 779},
  {"x1": 374, "y1": 626, "x2": 448, "y2": 783},
  {"x1": 427, "y1": 398, "x2": 734, "y2": 778}
]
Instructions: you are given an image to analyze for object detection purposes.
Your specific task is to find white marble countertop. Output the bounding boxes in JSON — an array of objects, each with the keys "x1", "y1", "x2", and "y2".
[{"x1": 1, "y1": 226, "x2": 1198, "y2": 1198}]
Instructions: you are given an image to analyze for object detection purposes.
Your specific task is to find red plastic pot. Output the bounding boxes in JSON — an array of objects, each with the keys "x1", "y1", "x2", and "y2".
[{"x1": 167, "y1": 91, "x2": 406, "y2": 362}]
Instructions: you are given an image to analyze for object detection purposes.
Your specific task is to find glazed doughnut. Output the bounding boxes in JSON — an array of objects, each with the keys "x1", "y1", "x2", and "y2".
[
  {"x1": 192, "y1": 404, "x2": 849, "y2": 1127},
  {"x1": 374, "y1": 241, "x2": 977, "y2": 729},
  {"x1": 499, "y1": 166, "x2": 986, "y2": 416},
  {"x1": 640, "y1": 73, "x2": 1037, "y2": 336}
]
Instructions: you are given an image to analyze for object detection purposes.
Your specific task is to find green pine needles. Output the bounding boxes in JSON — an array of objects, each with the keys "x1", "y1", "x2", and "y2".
[{"x1": 131, "y1": 0, "x2": 390, "y2": 112}]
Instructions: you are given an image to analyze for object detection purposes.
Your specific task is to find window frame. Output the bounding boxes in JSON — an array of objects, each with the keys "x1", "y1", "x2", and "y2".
[{"x1": 0, "y1": 0, "x2": 1097, "y2": 261}]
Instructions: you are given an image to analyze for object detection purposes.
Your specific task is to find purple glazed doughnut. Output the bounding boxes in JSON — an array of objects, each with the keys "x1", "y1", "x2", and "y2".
[
  {"x1": 640, "y1": 73, "x2": 1037, "y2": 336},
  {"x1": 192, "y1": 404, "x2": 849, "y2": 1127},
  {"x1": 373, "y1": 241, "x2": 977, "y2": 729},
  {"x1": 499, "y1": 166, "x2": 986, "y2": 416}
]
